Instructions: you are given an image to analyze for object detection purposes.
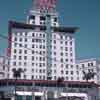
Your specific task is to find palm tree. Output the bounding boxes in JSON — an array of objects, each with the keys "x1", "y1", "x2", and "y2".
[
  {"x1": 12, "y1": 68, "x2": 24, "y2": 100},
  {"x1": 12, "y1": 68, "x2": 23, "y2": 79},
  {"x1": 82, "y1": 70, "x2": 96, "y2": 82}
]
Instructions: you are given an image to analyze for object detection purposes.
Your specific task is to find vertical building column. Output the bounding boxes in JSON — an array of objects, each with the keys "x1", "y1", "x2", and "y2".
[{"x1": 46, "y1": 12, "x2": 52, "y2": 80}]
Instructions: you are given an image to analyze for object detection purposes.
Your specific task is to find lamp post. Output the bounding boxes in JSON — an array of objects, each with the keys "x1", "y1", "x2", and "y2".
[{"x1": 12, "y1": 68, "x2": 23, "y2": 100}]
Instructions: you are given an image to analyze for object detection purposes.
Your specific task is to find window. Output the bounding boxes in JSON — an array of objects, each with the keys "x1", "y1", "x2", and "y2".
[
  {"x1": 65, "y1": 58, "x2": 68, "y2": 62},
  {"x1": 13, "y1": 62, "x2": 16, "y2": 66},
  {"x1": 39, "y1": 76, "x2": 41, "y2": 79},
  {"x1": 31, "y1": 63, "x2": 34, "y2": 66},
  {"x1": 70, "y1": 41, "x2": 72, "y2": 45},
  {"x1": 66, "y1": 71, "x2": 68, "y2": 74},
  {"x1": 24, "y1": 50, "x2": 27, "y2": 54},
  {"x1": 32, "y1": 69, "x2": 34, "y2": 72},
  {"x1": 40, "y1": 57, "x2": 42, "y2": 61},
  {"x1": 70, "y1": 59, "x2": 73, "y2": 62},
  {"x1": 54, "y1": 64, "x2": 56, "y2": 67},
  {"x1": 14, "y1": 49, "x2": 17, "y2": 53},
  {"x1": 32, "y1": 44, "x2": 34, "y2": 48},
  {"x1": 60, "y1": 58, "x2": 63, "y2": 62},
  {"x1": 61, "y1": 64, "x2": 64, "y2": 68},
  {"x1": 19, "y1": 44, "x2": 22, "y2": 47},
  {"x1": 54, "y1": 40, "x2": 56, "y2": 44},
  {"x1": 66, "y1": 53, "x2": 68, "y2": 56},
  {"x1": 54, "y1": 17, "x2": 57, "y2": 22},
  {"x1": 60, "y1": 47, "x2": 63, "y2": 50},
  {"x1": 91, "y1": 63, "x2": 93, "y2": 66},
  {"x1": 40, "y1": 16, "x2": 46, "y2": 20},
  {"x1": 43, "y1": 63, "x2": 45, "y2": 66},
  {"x1": 43, "y1": 69, "x2": 45, "y2": 73},
  {"x1": 71, "y1": 71, "x2": 73, "y2": 75},
  {"x1": 60, "y1": 35, "x2": 63, "y2": 39},
  {"x1": 43, "y1": 76, "x2": 45, "y2": 80},
  {"x1": 19, "y1": 56, "x2": 22, "y2": 60},
  {"x1": 3, "y1": 66, "x2": 5, "y2": 70},
  {"x1": 14, "y1": 43, "x2": 17, "y2": 47},
  {"x1": 39, "y1": 69, "x2": 42, "y2": 73},
  {"x1": 25, "y1": 38, "x2": 27, "y2": 42},
  {"x1": 77, "y1": 77, "x2": 79, "y2": 80},
  {"x1": 39, "y1": 63, "x2": 42, "y2": 67},
  {"x1": 19, "y1": 62, "x2": 22, "y2": 66},
  {"x1": 54, "y1": 52, "x2": 56, "y2": 55},
  {"x1": 31, "y1": 75, "x2": 34, "y2": 79},
  {"x1": 43, "y1": 45, "x2": 45, "y2": 49},
  {"x1": 66, "y1": 77, "x2": 68, "y2": 80},
  {"x1": 71, "y1": 77, "x2": 73, "y2": 80},
  {"x1": 43, "y1": 34, "x2": 45, "y2": 38},
  {"x1": 24, "y1": 62, "x2": 27, "y2": 66},
  {"x1": 13, "y1": 55, "x2": 16, "y2": 59},
  {"x1": 32, "y1": 33, "x2": 35, "y2": 37},
  {"x1": 60, "y1": 41, "x2": 63, "y2": 44},
  {"x1": 76, "y1": 65, "x2": 79, "y2": 69},
  {"x1": 30, "y1": 15, "x2": 35, "y2": 19},
  {"x1": 76, "y1": 71, "x2": 79, "y2": 75},
  {"x1": 24, "y1": 75, "x2": 26, "y2": 79},
  {"x1": 54, "y1": 70, "x2": 56, "y2": 73},
  {"x1": 39, "y1": 45, "x2": 42, "y2": 49},
  {"x1": 54, "y1": 34, "x2": 56, "y2": 38},
  {"x1": 66, "y1": 64, "x2": 69, "y2": 68},
  {"x1": 70, "y1": 65, "x2": 73, "y2": 68},
  {"x1": 32, "y1": 56, "x2": 34, "y2": 61},
  {"x1": 70, "y1": 53, "x2": 73, "y2": 56},
  {"x1": 82, "y1": 64, "x2": 85, "y2": 68},
  {"x1": 14, "y1": 37, "x2": 17, "y2": 41},
  {"x1": 65, "y1": 41, "x2": 67, "y2": 45},
  {"x1": 24, "y1": 56, "x2": 27, "y2": 60},
  {"x1": 32, "y1": 50, "x2": 34, "y2": 54},
  {"x1": 19, "y1": 49, "x2": 22, "y2": 54},
  {"x1": 61, "y1": 70, "x2": 64, "y2": 74},
  {"x1": 65, "y1": 47, "x2": 68, "y2": 51},
  {"x1": 54, "y1": 46, "x2": 56, "y2": 49},
  {"x1": 24, "y1": 44, "x2": 27, "y2": 48},
  {"x1": 32, "y1": 39, "x2": 34, "y2": 42},
  {"x1": 43, "y1": 57, "x2": 45, "y2": 61},
  {"x1": 54, "y1": 76, "x2": 56, "y2": 80},
  {"x1": 88, "y1": 62, "x2": 93, "y2": 66},
  {"x1": 69, "y1": 36, "x2": 72, "y2": 40},
  {"x1": 19, "y1": 38, "x2": 22, "y2": 42},
  {"x1": 65, "y1": 36, "x2": 68, "y2": 39},
  {"x1": 43, "y1": 51, "x2": 45, "y2": 55},
  {"x1": 25, "y1": 32, "x2": 27, "y2": 36},
  {"x1": 70, "y1": 47, "x2": 72, "y2": 51}
]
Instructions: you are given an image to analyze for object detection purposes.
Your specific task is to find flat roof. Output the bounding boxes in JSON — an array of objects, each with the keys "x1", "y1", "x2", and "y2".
[{"x1": 8, "y1": 21, "x2": 79, "y2": 33}]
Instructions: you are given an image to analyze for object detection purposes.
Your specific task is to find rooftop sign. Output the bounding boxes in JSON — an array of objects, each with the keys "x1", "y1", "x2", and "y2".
[{"x1": 35, "y1": 0, "x2": 56, "y2": 11}]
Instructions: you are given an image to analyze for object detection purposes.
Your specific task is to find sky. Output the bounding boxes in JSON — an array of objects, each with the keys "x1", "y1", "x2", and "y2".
[{"x1": 0, "y1": 0, "x2": 100, "y2": 59}]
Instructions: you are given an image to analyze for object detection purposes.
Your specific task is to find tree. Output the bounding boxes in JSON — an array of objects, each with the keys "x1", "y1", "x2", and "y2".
[
  {"x1": 12, "y1": 68, "x2": 24, "y2": 100},
  {"x1": 82, "y1": 70, "x2": 96, "y2": 82},
  {"x1": 12, "y1": 68, "x2": 23, "y2": 79},
  {"x1": 57, "y1": 77, "x2": 64, "y2": 87}
]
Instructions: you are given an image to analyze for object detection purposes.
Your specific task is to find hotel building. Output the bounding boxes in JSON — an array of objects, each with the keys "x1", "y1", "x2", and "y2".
[{"x1": 8, "y1": 0, "x2": 78, "y2": 81}]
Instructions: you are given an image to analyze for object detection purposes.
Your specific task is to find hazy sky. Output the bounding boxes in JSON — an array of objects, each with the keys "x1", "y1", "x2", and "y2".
[{"x1": 0, "y1": 0, "x2": 100, "y2": 59}]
